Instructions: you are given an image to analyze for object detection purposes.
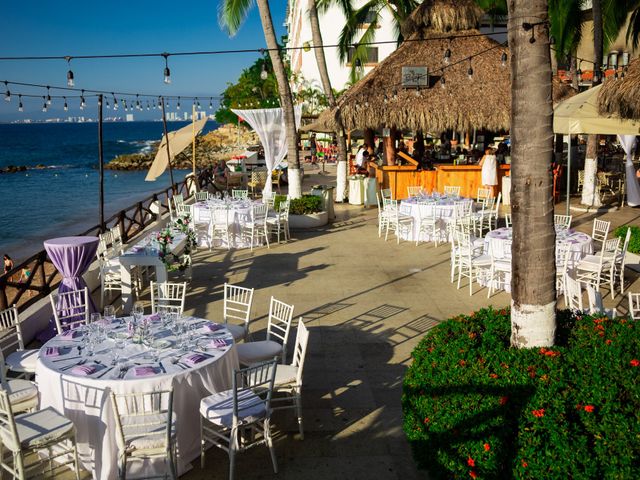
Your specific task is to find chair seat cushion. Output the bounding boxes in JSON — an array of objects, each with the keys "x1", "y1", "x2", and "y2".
[
  {"x1": 200, "y1": 389, "x2": 267, "y2": 428},
  {"x1": 225, "y1": 323, "x2": 246, "y2": 342},
  {"x1": 237, "y1": 340, "x2": 283, "y2": 365},
  {"x1": 6, "y1": 349, "x2": 39, "y2": 373},
  {"x1": 5, "y1": 379, "x2": 38, "y2": 405},
  {"x1": 4, "y1": 407, "x2": 75, "y2": 449},
  {"x1": 274, "y1": 364, "x2": 297, "y2": 387}
]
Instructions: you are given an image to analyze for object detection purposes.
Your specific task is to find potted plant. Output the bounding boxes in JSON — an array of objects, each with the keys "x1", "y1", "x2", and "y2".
[
  {"x1": 276, "y1": 194, "x2": 328, "y2": 229},
  {"x1": 614, "y1": 225, "x2": 640, "y2": 272}
]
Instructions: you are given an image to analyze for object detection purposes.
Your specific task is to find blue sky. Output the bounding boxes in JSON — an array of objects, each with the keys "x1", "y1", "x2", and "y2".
[{"x1": 0, "y1": 0, "x2": 288, "y2": 121}]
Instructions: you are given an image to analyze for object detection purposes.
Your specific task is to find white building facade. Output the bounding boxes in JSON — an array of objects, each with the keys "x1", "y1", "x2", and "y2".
[{"x1": 285, "y1": 0, "x2": 400, "y2": 92}]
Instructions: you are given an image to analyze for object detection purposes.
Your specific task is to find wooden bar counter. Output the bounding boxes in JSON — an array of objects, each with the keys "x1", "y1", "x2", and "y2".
[{"x1": 371, "y1": 162, "x2": 510, "y2": 200}]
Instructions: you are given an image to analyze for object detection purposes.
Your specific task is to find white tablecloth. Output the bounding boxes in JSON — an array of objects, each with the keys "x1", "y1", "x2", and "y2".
[
  {"x1": 479, "y1": 227, "x2": 593, "y2": 292},
  {"x1": 36, "y1": 316, "x2": 239, "y2": 479},
  {"x1": 193, "y1": 199, "x2": 262, "y2": 249},
  {"x1": 399, "y1": 197, "x2": 474, "y2": 242},
  {"x1": 348, "y1": 177, "x2": 365, "y2": 205},
  {"x1": 119, "y1": 232, "x2": 187, "y2": 312}
]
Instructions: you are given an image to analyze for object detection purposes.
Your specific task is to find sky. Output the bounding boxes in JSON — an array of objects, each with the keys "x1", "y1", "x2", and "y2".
[{"x1": 0, "y1": 0, "x2": 288, "y2": 121}]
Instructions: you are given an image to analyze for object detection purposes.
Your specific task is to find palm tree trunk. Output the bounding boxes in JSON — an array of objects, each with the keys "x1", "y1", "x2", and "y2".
[
  {"x1": 507, "y1": 0, "x2": 557, "y2": 348},
  {"x1": 581, "y1": 0, "x2": 603, "y2": 207},
  {"x1": 308, "y1": 0, "x2": 349, "y2": 201},
  {"x1": 256, "y1": 0, "x2": 302, "y2": 198}
]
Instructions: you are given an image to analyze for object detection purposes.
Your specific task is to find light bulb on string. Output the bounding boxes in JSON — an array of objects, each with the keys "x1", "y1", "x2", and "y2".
[
  {"x1": 63, "y1": 96, "x2": 68, "y2": 111},
  {"x1": 162, "y1": 53, "x2": 171, "y2": 84},
  {"x1": 383, "y1": 94, "x2": 388, "y2": 104},
  {"x1": 18, "y1": 95, "x2": 23, "y2": 112},
  {"x1": 65, "y1": 56, "x2": 74, "y2": 87},
  {"x1": 177, "y1": 97, "x2": 181, "y2": 110},
  {"x1": 415, "y1": 88, "x2": 421, "y2": 97},
  {"x1": 153, "y1": 99, "x2": 157, "y2": 109},
  {"x1": 113, "y1": 95, "x2": 118, "y2": 110},
  {"x1": 146, "y1": 100, "x2": 150, "y2": 110},
  {"x1": 46, "y1": 86, "x2": 52, "y2": 105},
  {"x1": 443, "y1": 48, "x2": 451, "y2": 65},
  {"x1": 80, "y1": 90, "x2": 86, "y2": 110},
  {"x1": 4, "y1": 82, "x2": 10, "y2": 102},
  {"x1": 123, "y1": 99, "x2": 128, "y2": 111},
  {"x1": 392, "y1": 89, "x2": 398, "y2": 101},
  {"x1": 501, "y1": 52, "x2": 508, "y2": 67},
  {"x1": 106, "y1": 97, "x2": 110, "y2": 109},
  {"x1": 135, "y1": 95, "x2": 141, "y2": 110},
  {"x1": 209, "y1": 98, "x2": 213, "y2": 109},
  {"x1": 42, "y1": 97, "x2": 47, "y2": 112},
  {"x1": 260, "y1": 62, "x2": 268, "y2": 80},
  {"x1": 467, "y1": 59, "x2": 474, "y2": 81},
  {"x1": 440, "y1": 76, "x2": 446, "y2": 89},
  {"x1": 354, "y1": 58, "x2": 362, "y2": 68}
]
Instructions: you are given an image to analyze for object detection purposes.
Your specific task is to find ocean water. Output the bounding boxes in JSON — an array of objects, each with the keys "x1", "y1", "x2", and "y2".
[{"x1": 0, "y1": 121, "x2": 218, "y2": 262}]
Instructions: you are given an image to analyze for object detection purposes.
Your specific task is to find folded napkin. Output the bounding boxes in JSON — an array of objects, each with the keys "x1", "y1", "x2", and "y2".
[
  {"x1": 145, "y1": 313, "x2": 161, "y2": 322},
  {"x1": 183, "y1": 353, "x2": 207, "y2": 366},
  {"x1": 133, "y1": 366, "x2": 158, "y2": 377},
  {"x1": 71, "y1": 364, "x2": 97, "y2": 376},
  {"x1": 202, "y1": 323, "x2": 224, "y2": 332},
  {"x1": 210, "y1": 338, "x2": 232, "y2": 349},
  {"x1": 44, "y1": 346, "x2": 62, "y2": 357},
  {"x1": 61, "y1": 329, "x2": 80, "y2": 339}
]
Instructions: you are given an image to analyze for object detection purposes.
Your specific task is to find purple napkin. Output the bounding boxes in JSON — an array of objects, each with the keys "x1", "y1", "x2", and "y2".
[
  {"x1": 183, "y1": 353, "x2": 207, "y2": 365},
  {"x1": 202, "y1": 323, "x2": 223, "y2": 332},
  {"x1": 44, "y1": 346, "x2": 62, "y2": 357},
  {"x1": 133, "y1": 366, "x2": 158, "y2": 377},
  {"x1": 210, "y1": 338, "x2": 231, "y2": 349},
  {"x1": 71, "y1": 364, "x2": 96, "y2": 376},
  {"x1": 61, "y1": 330, "x2": 80, "y2": 339},
  {"x1": 145, "y1": 314, "x2": 161, "y2": 322}
]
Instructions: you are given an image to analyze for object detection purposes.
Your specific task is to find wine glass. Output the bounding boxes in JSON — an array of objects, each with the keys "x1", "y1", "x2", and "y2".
[
  {"x1": 133, "y1": 302, "x2": 144, "y2": 323},
  {"x1": 90, "y1": 312, "x2": 101, "y2": 324},
  {"x1": 104, "y1": 304, "x2": 116, "y2": 324}
]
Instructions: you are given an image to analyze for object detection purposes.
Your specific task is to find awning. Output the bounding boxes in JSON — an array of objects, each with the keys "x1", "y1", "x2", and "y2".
[{"x1": 145, "y1": 118, "x2": 208, "y2": 181}]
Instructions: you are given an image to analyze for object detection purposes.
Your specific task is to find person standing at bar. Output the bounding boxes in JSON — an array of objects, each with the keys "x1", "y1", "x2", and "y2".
[{"x1": 479, "y1": 148, "x2": 498, "y2": 192}]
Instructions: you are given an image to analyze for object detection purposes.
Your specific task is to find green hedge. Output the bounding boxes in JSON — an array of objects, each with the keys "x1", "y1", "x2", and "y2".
[
  {"x1": 614, "y1": 225, "x2": 640, "y2": 254},
  {"x1": 274, "y1": 194, "x2": 323, "y2": 215},
  {"x1": 403, "y1": 307, "x2": 640, "y2": 479}
]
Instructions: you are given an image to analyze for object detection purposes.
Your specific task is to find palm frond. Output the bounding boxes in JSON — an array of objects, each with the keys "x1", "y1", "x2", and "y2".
[
  {"x1": 548, "y1": 0, "x2": 585, "y2": 61},
  {"x1": 601, "y1": 0, "x2": 637, "y2": 53},
  {"x1": 218, "y1": 0, "x2": 255, "y2": 37},
  {"x1": 626, "y1": 7, "x2": 640, "y2": 50}
]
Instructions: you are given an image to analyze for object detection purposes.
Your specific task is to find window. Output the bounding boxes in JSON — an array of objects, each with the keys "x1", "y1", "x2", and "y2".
[{"x1": 347, "y1": 47, "x2": 379, "y2": 65}]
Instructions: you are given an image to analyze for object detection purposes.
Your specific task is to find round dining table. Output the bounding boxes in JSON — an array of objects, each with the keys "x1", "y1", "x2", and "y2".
[
  {"x1": 399, "y1": 196, "x2": 474, "y2": 243},
  {"x1": 35, "y1": 315, "x2": 239, "y2": 479},
  {"x1": 479, "y1": 227, "x2": 593, "y2": 292},
  {"x1": 192, "y1": 199, "x2": 262, "y2": 249}
]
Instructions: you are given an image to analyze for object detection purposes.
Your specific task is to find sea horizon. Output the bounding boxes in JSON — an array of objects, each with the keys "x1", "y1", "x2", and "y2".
[{"x1": 0, "y1": 120, "x2": 219, "y2": 263}]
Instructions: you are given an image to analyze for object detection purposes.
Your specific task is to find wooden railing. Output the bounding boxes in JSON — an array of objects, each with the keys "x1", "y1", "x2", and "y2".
[{"x1": 0, "y1": 171, "x2": 207, "y2": 312}]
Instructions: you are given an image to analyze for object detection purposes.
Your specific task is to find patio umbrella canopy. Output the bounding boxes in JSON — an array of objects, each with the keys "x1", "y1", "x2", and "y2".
[
  {"x1": 598, "y1": 58, "x2": 640, "y2": 119},
  {"x1": 316, "y1": 0, "x2": 575, "y2": 134}
]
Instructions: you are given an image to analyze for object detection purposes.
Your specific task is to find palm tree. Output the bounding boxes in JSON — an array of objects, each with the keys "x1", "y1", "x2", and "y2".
[
  {"x1": 507, "y1": 0, "x2": 557, "y2": 347},
  {"x1": 308, "y1": 0, "x2": 350, "y2": 201},
  {"x1": 219, "y1": 0, "x2": 303, "y2": 198}
]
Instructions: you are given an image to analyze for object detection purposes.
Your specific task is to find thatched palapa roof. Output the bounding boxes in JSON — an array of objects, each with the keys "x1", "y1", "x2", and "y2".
[
  {"x1": 307, "y1": 0, "x2": 576, "y2": 134},
  {"x1": 598, "y1": 58, "x2": 640, "y2": 119}
]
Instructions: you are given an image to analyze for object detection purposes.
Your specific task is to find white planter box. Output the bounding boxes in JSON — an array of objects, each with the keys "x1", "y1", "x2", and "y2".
[
  {"x1": 625, "y1": 251, "x2": 640, "y2": 273},
  {"x1": 289, "y1": 211, "x2": 328, "y2": 229}
]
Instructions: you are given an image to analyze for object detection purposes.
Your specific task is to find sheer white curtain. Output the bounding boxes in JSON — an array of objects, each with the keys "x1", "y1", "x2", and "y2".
[
  {"x1": 232, "y1": 106, "x2": 302, "y2": 196},
  {"x1": 618, "y1": 135, "x2": 640, "y2": 207}
]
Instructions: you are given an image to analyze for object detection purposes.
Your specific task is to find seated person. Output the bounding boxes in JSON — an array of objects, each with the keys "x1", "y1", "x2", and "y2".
[{"x1": 212, "y1": 160, "x2": 230, "y2": 191}]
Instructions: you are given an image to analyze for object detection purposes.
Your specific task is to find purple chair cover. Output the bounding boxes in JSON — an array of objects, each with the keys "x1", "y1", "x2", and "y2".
[{"x1": 39, "y1": 236, "x2": 99, "y2": 342}]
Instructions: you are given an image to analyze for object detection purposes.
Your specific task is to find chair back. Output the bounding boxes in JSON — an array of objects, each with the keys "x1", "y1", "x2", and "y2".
[
  {"x1": 476, "y1": 188, "x2": 491, "y2": 201},
  {"x1": 592, "y1": 219, "x2": 611, "y2": 245},
  {"x1": 0, "y1": 389, "x2": 20, "y2": 452},
  {"x1": 232, "y1": 189, "x2": 249, "y2": 200},
  {"x1": 601, "y1": 237, "x2": 621, "y2": 260},
  {"x1": 0, "y1": 306, "x2": 24, "y2": 354},
  {"x1": 111, "y1": 225, "x2": 123, "y2": 254},
  {"x1": 564, "y1": 275, "x2": 583, "y2": 311},
  {"x1": 250, "y1": 170, "x2": 268, "y2": 187},
  {"x1": 492, "y1": 193, "x2": 501, "y2": 217},
  {"x1": 172, "y1": 194, "x2": 184, "y2": 207},
  {"x1": 417, "y1": 202, "x2": 436, "y2": 221},
  {"x1": 380, "y1": 188, "x2": 392, "y2": 200},
  {"x1": 267, "y1": 298, "x2": 295, "y2": 348},
  {"x1": 504, "y1": 213, "x2": 512, "y2": 228},
  {"x1": 618, "y1": 227, "x2": 632, "y2": 263},
  {"x1": 110, "y1": 389, "x2": 173, "y2": 454},
  {"x1": 554, "y1": 214, "x2": 572, "y2": 230},
  {"x1": 211, "y1": 205, "x2": 229, "y2": 226},
  {"x1": 252, "y1": 203, "x2": 268, "y2": 223},
  {"x1": 444, "y1": 185, "x2": 461, "y2": 196},
  {"x1": 263, "y1": 192, "x2": 276, "y2": 208},
  {"x1": 195, "y1": 191, "x2": 209, "y2": 202},
  {"x1": 628, "y1": 293, "x2": 640, "y2": 321},
  {"x1": 292, "y1": 320, "x2": 310, "y2": 386},
  {"x1": 224, "y1": 284, "x2": 254, "y2": 328},
  {"x1": 176, "y1": 204, "x2": 192, "y2": 219},
  {"x1": 382, "y1": 197, "x2": 398, "y2": 212},
  {"x1": 277, "y1": 198, "x2": 290, "y2": 217},
  {"x1": 407, "y1": 186, "x2": 422, "y2": 198},
  {"x1": 150, "y1": 281, "x2": 186, "y2": 315},
  {"x1": 232, "y1": 359, "x2": 278, "y2": 429},
  {"x1": 50, "y1": 287, "x2": 90, "y2": 334},
  {"x1": 195, "y1": 204, "x2": 213, "y2": 224},
  {"x1": 555, "y1": 241, "x2": 572, "y2": 278}
]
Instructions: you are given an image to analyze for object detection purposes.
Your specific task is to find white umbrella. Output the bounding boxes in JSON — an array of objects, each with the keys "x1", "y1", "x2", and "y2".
[{"x1": 145, "y1": 118, "x2": 208, "y2": 181}]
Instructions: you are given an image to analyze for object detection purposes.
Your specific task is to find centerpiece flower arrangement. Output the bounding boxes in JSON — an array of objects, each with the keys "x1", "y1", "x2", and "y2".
[{"x1": 156, "y1": 214, "x2": 197, "y2": 272}]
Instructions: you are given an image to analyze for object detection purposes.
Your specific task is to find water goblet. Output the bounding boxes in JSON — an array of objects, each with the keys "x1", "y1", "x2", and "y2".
[
  {"x1": 90, "y1": 312, "x2": 101, "y2": 324},
  {"x1": 86, "y1": 339, "x2": 95, "y2": 357},
  {"x1": 104, "y1": 304, "x2": 115, "y2": 322}
]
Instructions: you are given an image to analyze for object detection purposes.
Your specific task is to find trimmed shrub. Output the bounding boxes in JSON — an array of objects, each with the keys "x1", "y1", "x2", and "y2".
[
  {"x1": 614, "y1": 225, "x2": 640, "y2": 254},
  {"x1": 275, "y1": 194, "x2": 323, "y2": 215},
  {"x1": 402, "y1": 307, "x2": 640, "y2": 479}
]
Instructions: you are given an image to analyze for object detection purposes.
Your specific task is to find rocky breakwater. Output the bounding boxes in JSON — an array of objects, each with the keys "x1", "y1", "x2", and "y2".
[
  {"x1": 0, "y1": 164, "x2": 49, "y2": 174},
  {"x1": 106, "y1": 124, "x2": 259, "y2": 171}
]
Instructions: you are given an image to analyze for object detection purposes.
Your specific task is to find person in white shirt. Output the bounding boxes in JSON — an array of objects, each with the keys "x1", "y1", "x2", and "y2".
[{"x1": 355, "y1": 143, "x2": 368, "y2": 167}]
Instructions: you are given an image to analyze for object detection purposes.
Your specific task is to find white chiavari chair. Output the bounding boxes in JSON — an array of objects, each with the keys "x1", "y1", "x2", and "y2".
[
  {"x1": 266, "y1": 198, "x2": 290, "y2": 244},
  {"x1": 244, "y1": 203, "x2": 270, "y2": 251},
  {"x1": 628, "y1": 292, "x2": 640, "y2": 320},
  {"x1": 576, "y1": 237, "x2": 620, "y2": 296},
  {"x1": 591, "y1": 219, "x2": 611, "y2": 250},
  {"x1": 232, "y1": 189, "x2": 249, "y2": 200},
  {"x1": 0, "y1": 307, "x2": 38, "y2": 378},
  {"x1": 223, "y1": 283, "x2": 255, "y2": 342},
  {"x1": 150, "y1": 281, "x2": 186, "y2": 315},
  {"x1": 415, "y1": 200, "x2": 439, "y2": 247},
  {"x1": 195, "y1": 191, "x2": 210, "y2": 202},
  {"x1": 50, "y1": 287, "x2": 90, "y2": 335},
  {"x1": 554, "y1": 214, "x2": 572, "y2": 230},
  {"x1": 476, "y1": 188, "x2": 491, "y2": 202},
  {"x1": 444, "y1": 185, "x2": 461, "y2": 196},
  {"x1": 407, "y1": 186, "x2": 423, "y2": 198}
]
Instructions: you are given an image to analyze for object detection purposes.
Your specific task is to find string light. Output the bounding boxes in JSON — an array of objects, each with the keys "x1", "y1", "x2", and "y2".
[
  {"x1": 63, "y1": 96, "x2": 68, "y2": 111},
  {"x1": 46, "y1": 86, "x2": 52, "y2": 105},
  {"x1": 467, "y1": 59, "x2": 474, "y2": 80},
  {"x1": 4, "y1": 82, "x2": 10, "y2": 102},
  {"x1": 18, "y1": 94, "x2": 23, "y2": 111},
  {"x1": 260, "y1": 62, "x2": 268, "y2": 80},
  {"x1": 501, "y1": 52, "x2": 508, "y2": 67},
  {"x1": 146, "y1": 100, "x2": 150, "y2": 110},
  {"x1": 162, "y1": 53, "x2": 171, "y2": 84},
  {"x1": 208, "y1": 97, "x2": 213, "y2": 109},
  {"x1": 176, "y1": 97, "x2": 181, "y2": 110},
  {"x1": 113, "y1": 95, "x2": 118, "y2": 110},
  {"x1": 105, "y1": 97, "x2": 110, "y2": 109},
  {"x1": 443, "y1": 41, "x2": 451, "y2": 65},
  {"x1": 135, "y1": 94, "x2": 141, "y2": 110},
  {"x1": 65, "y1": 56, "x2": 74, "y2": 87},
  {"x1": 80, "y1": 90, "x2": 86, "y2": 110},
  {"x1": 354, "y1": 58, "x2": 362, "y2": 68},
  {"x1": 392, "y1": 89, "x2": 398, "y2": 101},
  {"x1": 440, "y1": 76, "x2": 446, "y2": 89},
  {"x1": 42, "y1": 96, "x2": 47, "y2": 112}
]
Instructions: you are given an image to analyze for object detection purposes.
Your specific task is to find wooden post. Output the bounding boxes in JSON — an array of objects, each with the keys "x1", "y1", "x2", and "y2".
[
  {"x1": 415, "y1": 130, "x2": 425, "y2": 160},
  {"x1": 384, "y1": 127, "x2": 397, "y2": 166},
  {"x1": 98, "y1": 94, "x2": 105, "y2": 232},
  {"x1": 192, "y1": 104, "x2": 197, "y2": 179},
  {"x1": 364, "y1": 128, "x2": 375, "y2": 151},
  {"x1": 160, "y1": 98, "x2": 176, "y2": 194}
]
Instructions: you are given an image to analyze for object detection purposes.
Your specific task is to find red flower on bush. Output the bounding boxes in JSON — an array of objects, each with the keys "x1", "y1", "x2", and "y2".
[
  {"x1": 484, "y1": 443, "x2": 491, "y2": 452},
  {"x1": 469, "y1": 470, "x2": 478, "y2": 479},
  {"x1": 584, "y1": 405, "x2": 595, "y2": 413},
  {"x1": 605, "y1": 339, "x2": 612, "y2": 345},
  {"x1": 631, "y1": 359, "x2": 640, "y2": 367},
  {"x1": 459, "y1": 360, "x2": 467, "y2": 367},
  {"x1": 489, "y1": 373, "x2": 498, "y2": 379},
  {"x1": 500, "y1": 396, "x2": 508, "y2": 405},
  {"x1": 467, "y1": 457, "x2": 475, "y2": 467},
  {"x1": 532, "y1": 409, "x2": 545, "y2": 418},
  {"x1": 423, "y1": 417, "x2": 430, "y2": 424},
  {"x1": 521, "y1": 461, "x2": 528, "y2": 468}
]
